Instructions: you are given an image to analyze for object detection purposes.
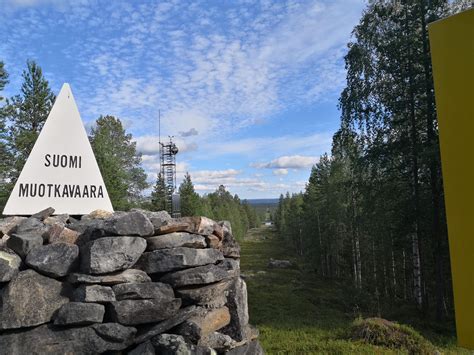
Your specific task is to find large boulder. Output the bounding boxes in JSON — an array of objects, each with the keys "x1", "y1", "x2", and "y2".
[
  {"x1": 135, "y1": 306, "x2": 200, "y2": 344},
  {"x1": 267, "y1": 258, "x2": 293, "y2": 269},
  {"x1": 158, "y1": 217, "x2": 224, "y2": 240},
  {"x1": 128, "y1": 341, "x2": 156, "y2": 355},
  {"x1": 54, "y1": 302, "x2": 105, "y2": 326},
  {"x1": 25, "y1": 243, "x2": 79, "y2": 277},
  {"x1": 137, "y1": 247, "x2": 224, "y2": 274},
  {"x1": 10, "y1": 217, "x2": 49, "y2": 241},
  {"x1": 176, "y1": 279, "x2": 232, "y2": 309},
  {"x1": 174, "y1": 307, "x2": 231, "y2": 344},
  {"x1": 223, "y1": 258, "x2": 241, "y2": 277},
  {"x1": 68, "y1": 269, "x2": 151, "y2": 285},
  {"x1": 132, "y1": 209, "x2": 171, "y2": 233},
  {"x1": 0, "y1": 247, "x2": 22, "y2": 282},
  {"x1": 82, "y1": 209, "x2": 113, "y2": 220},
  {"x1": 0, "y1": 323, "x2": 136, "y2": 355},
  {"x1": 6, "y1": 232, "x2": 43, "y2": 259},
  {"x1": 104, "y1": 211, "x2": 154, "y2": 237},
  {"x1": 221, "y1": 278, "x2": 250, "y2": 342},
  {"x1": 112, "y1": 282, "x2": 174, "y2": 300},
  {"x1": 31, "y1": 207, "x2": 55, "y2": 221},
  {"x1": 47, "y1": 224, "x2": 79, "y2": 244},
  {"x1": 205, "y1": 234, "x2": 222, "y2": 249},
  {"x1": 218, "y1": 221, "x2": 232, "y2": 235},
  {"x1": 0, "y1": 269, "x2": 70, "y2": 330},
  {"x1": 69, "y1": 218, "x2": 107, "y2": 246},
  {"x1": 0, "y1": 217, "x2": 26, "y2": 237},
  {"x1": 72, "y1": 284, "x2": 116, "y2": 303},
  {"x1": 81, "y1": 236, "x2": 146, "y2": 274},
  {"x1": 199, "y1": 332, "x2": 237, "y2": 352},
  {"x1": 160, "y1": 261, "x2": 238, "y2": 288},
  {"x1": 150, "y1": 334, "x2": 208, "y2": 355},
  {"x1": 91, "y1": 322, "x2": 137, "y2": 344},
  {"x1": 108, "y1": 298, "x2": 182, "y2": 325},
  {"x1": 146, "y1": 232, "x2": 207, "y2": 250},
  {"x1": 219, "y1": 221, "x2": 240, "y2": 258},
  {"x1": 226, "y1": 340, "x2": 264, "y2": 355},
  {"x1": 43, "y1": 214, "x2": 70, "y2": 227}
]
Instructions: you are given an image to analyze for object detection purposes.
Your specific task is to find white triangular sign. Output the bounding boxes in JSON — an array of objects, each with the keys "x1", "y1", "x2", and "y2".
[{"x1": 3, "y1": 83, "x2": 114, "y2": 215}]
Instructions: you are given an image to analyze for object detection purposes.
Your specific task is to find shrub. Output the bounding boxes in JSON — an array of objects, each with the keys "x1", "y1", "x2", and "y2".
[{"x1": 348, "y1": 317, "x2": 437, "y2": 354}]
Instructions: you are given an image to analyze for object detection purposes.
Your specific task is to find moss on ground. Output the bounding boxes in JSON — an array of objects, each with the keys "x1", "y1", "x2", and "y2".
[
  {"x1": 241, "y1": 227, "x2": 469, "y2": 355},
  {"x1": 348, "y1": 317, "x2": 436, "y2": 354}
]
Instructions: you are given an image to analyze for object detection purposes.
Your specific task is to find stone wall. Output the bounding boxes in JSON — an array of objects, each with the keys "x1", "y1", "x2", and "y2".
[{"x1": 0, "y1": 208, "x2": 263, "y2": 355}]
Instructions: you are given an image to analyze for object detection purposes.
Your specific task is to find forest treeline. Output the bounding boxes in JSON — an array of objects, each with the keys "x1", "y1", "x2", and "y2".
[
  {"x1": 275, "y1": 1, "x2": 471, "y2": 321},
  {"x1": 0, "y1": 61, "x2": 259, "y2": 239},
  {"x1": 150, "y1": 175, "x2": 260, "y2": 240}
]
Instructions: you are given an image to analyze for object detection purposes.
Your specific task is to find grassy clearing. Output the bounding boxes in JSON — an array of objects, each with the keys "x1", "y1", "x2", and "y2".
[{"x1": 241, "y1": 227, "x2": 469, "y2": 355}]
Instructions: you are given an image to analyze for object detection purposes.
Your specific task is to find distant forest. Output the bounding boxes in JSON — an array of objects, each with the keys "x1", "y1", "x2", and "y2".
[{"x1": 275, "y1": 0, "x2": 472, "y2": 322}]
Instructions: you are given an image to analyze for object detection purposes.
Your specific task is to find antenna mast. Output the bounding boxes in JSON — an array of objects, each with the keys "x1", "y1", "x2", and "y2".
[
  {"x1": 157, "y1": 112, "x2": 180, "y2": 217},
  {"x1": 158, "y1": 110, "x2": 161, "y2": 145}
]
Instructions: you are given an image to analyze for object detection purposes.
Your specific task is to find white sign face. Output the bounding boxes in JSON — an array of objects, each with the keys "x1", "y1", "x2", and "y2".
[{"x1": 3, "y1": 83, "x2": 114, "y2": 215}]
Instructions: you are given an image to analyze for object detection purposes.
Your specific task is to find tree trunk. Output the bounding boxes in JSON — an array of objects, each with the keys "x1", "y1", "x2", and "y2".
[
  {"x1": 405, "y1": 4, "x2": 424, "y2": 311},
  {"x1": 355, "y1": 233, "x2": 362, "y2": 289},
  {"x1": 316, "y1": 208, "x2": 325, "y2": 277},
  {"x1": 391, "y1": 234, "x2": 397, "y2": 298},
  {"x1": 403, "y1": 248, "x2": 407, "y2": 300},
  {"x1": 412, "y1": 232, "x2": 423, "y2": 308}
]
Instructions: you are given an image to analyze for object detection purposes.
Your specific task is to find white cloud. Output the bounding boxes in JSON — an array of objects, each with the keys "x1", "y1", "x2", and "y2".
[
  {"x1": 1, "y1": 0, "x2": 363, "y2": 137},
  {"x1": 253, "y1": 155, "x2": 319, "y2": 170},
  {"x1": 198, "y1": 132, "x2": 332, "y2": 159},
  {"x1": 0, "y1": 0, "x2": 365, "y2": 198},
  {"x1": 273, "y1": 168, "x2": 288, "y2": 176},
  {"x1": 188, "y1": 168, "x2": 306, "y2": 196},
  {"x1": 4, "y1": 0, "x2": 62, "y2": 7},
  {"x1": 191, "y1": 169, "x2": 241, "y2": 184},
  {"x1": 135, "y1": 135, "x2": 198, "y2": 156}
]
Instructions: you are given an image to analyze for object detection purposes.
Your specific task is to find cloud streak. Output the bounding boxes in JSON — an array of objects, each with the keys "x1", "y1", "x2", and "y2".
[{"x1": 253, "y1": 155, "x2": 319, "y2": 170}]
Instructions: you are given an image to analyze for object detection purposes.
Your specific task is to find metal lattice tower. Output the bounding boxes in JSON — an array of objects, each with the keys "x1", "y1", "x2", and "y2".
[{"x1": 159, "y1": 136, "x2": 180, "y2": 217}]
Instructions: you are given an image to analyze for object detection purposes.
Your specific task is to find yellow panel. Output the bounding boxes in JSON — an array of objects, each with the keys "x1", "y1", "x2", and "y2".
[{"x1": 428, "y1": 8, "x2": 474, "y2": 349}]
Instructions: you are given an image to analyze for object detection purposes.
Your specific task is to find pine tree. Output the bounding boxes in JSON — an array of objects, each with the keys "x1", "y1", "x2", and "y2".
[
  {"x1": 0, "y1": 61, "x2": 7, "y2": 101},
  {"x1": 5, "y1": 60, "x2": 55, "y2": 183},
  {"x1": 89, "y1": 115, "x2": 148, "y2": 210},
  {"x1": 151, "y1": 173, "x2": 166, "y2": 211},
  {"x1": 274, "y1": 1, "x2": 459, "y2": 320},
  {"x1": 0, "y1": 60, "x2": 12, "y2": 211},
  {"x1": 179, "y1": 172, "x2": 200, "y2": 217}
]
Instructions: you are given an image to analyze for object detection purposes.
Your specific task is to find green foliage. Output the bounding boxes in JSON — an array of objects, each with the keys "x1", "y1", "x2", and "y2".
[
  {"x1": 200, "y1": 186, "x2": 249, "y2": 240},
  {"x1": 0, "y1": 61, "x2": 7, "y2": 100},
  {"x1": 188, "y1": 184, "x2": 260, "y2": 240},
  {"x1": 348, "y1": 318, "x2": 436, "y2": 354},
  {"x1": 151, "y1": 173, "x2": 259, "y2": 238},
  {"x1": 275, "y1": 1, "x2": 458, "y2": 322},
  {"x1": 5, "y1": 60, "x2": 55, "y2": 183},
  {"x1": 0, "y1": 60, "x2": 55, "y2": 211},
  {"x1": 178, "y1": 172, "x2": 200, "y2": 216},
  {"x1": 150, "y1": 173, "x2": 166, "y2": 211},
  {"x1": 0, "y1": 60, "x2": 11, "y2": 211},
  {"x1": 89, "y1": 115, "x2": 148, "y2": 211}
]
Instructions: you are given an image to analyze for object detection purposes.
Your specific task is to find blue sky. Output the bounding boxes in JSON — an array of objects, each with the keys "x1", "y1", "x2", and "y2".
[{"x1": 0, "y1": 0, "x2": 365, "y2": 199}]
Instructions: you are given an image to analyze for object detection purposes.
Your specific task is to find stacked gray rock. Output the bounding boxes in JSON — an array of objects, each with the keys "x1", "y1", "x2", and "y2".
[{"x1": 0, "y1": 208, "x2": 263, "y2": 355}]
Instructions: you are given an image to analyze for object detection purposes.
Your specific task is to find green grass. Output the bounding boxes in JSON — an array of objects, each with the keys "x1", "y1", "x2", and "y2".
[{"x1": 241, "y1": 227, "x2": 470, "y2": 355}]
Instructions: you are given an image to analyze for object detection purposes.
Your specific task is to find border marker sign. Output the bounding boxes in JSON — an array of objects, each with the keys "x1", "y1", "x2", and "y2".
[
  {"x1": 429, "y1": 9, "x2": 474, "y2": 349},
  {"x1": 3, "y1": 83, "x2": 114, "y2": 215}
]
